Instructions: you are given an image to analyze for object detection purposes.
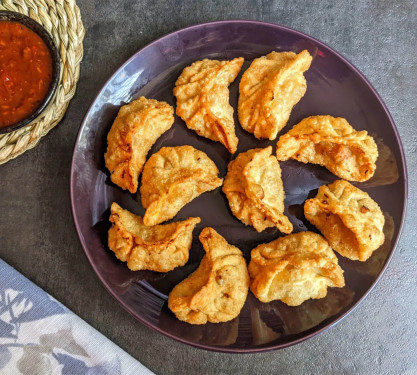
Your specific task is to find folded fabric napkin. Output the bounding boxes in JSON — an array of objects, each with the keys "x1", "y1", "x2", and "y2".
[{"x1": 0, "y1": 259, "x2": 154, "y2": 375}]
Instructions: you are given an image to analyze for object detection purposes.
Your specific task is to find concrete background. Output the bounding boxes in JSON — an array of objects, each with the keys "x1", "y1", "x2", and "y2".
[{"x1": 1, "y1": 1, "x2": 416, "y2": 374}]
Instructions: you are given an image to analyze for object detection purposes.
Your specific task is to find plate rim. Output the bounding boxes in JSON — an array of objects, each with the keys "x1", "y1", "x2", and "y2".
[{"x1": 70, "y1": 19, "x2": 408, "y2": 353}]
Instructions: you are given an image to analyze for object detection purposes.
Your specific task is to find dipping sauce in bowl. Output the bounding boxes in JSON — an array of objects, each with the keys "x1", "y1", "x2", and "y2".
[{"x1": 0, "y1": 20, "x2": 53, "y2": 128}]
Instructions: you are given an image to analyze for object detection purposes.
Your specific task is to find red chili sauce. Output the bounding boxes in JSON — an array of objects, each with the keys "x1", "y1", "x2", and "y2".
[{"x1": 0, "y1": 21, "x2": 53, "y2": 128}]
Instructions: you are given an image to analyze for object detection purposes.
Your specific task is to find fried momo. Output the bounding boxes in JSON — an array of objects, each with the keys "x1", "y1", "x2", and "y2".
[
  {"x1": 276, "y1": 115, "x2": 378, "y2": 182},
  {"x1": 248, "y1": 232, "x2": 345, "y2": 306},
  {"x1": 168, "y1": 227, "x2": 249, "y2": 324},
  {"x1": 108, "y1": 203, "x2": 200, "y2": 272},
  {"x1": 104, "y1": 97, "x2": 174, "y2": 193},
  {"x1": 223, "y1": 146, "x2": 293, "y2": 233},
  {"x1": 173, "y1": 57, "x2": 244, "y2": 153},
  {"x1": 238, "y1": 50, "x2": 312, "y2": 140},
  {"x1": 304, "y1": 180, "x2": 385, "y2": 261},
  {"x1": 353, "y1": 212, "x2": 394, "y2": 276},
  {"x1": 140, "y1": 146, "x2": 223, "y2": 226}
]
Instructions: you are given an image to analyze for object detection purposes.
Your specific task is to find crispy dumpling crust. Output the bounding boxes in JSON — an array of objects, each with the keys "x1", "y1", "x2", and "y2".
[
  {"x1": 248, "y1": 232, "x2": 345, "y2": 306},
  {"x1": 276, "y1": 115, "x2": 378, "y2": 182},
  {"x1": 223, "y1": 146, "x2": 293, "y2": 233},
  {"x1": 168, "y1": 227, "x2": 249, "y2": 324},
  {"x1": 304, "y1": 180, "x2": 385, "y2": 261},
  {"x1": 104, "y1": 97, "x2": 174, "y2": 193},
  {"x1": 353, "y1": 211, "x2": 394, "y2": 277},
  {"x1": 140, "y1": 146, "x2": 223, "y2": 226},
  {"x1": 173, "y1": 57, "x2": 244, "y2": 153},
  {"x1": 238, "y1": 50, "x2": 312, "y2": 140},
  {"x1": 108, "y1": 203, "x2": 200, "y2": 272}
]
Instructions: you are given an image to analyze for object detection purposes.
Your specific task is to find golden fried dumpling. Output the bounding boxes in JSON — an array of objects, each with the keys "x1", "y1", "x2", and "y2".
[
  {"x1": 173, "y1": 57, "x2": 244, "y2": 153},
  {"x1": 276, "y1": 115, "x2": 378, "y2": 182},
  {"x1": 108, "y1": 203, "x2": 200, "y2": 272},
  {"x1": 353, "y1": 211, "x2": 394, "y2": 277},
  {"x1": 222, "y1": 146, "x2": 293, "y2": 233},
  {"x1": 104, "y1": 97, "x2": 174, "y2": 193},
  {"x1": 304, "y1": 180, "x2": 385, "y2": 261},
  {"x1": 248, "y1": 232, "x2": 345, "y2": 306},
  {"x1": 238, "y1": 50, "x2": 312, "y2": 140},
  {"x1": 168, "y1": 227, "x2": 249, "y2": 324},
  {"x1": 140, "y1": 146, "x2": 223, "y2": 226}
]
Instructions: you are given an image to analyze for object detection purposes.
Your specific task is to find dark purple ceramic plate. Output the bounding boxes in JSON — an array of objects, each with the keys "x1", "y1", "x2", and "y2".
[{"x1": 70, "y1": 20, "x2": 407, "y2": 353}]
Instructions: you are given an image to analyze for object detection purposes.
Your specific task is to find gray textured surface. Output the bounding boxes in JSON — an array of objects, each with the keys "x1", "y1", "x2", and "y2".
[{"x1": 0, "y1": 1, "x2": 416, "y2": 374}]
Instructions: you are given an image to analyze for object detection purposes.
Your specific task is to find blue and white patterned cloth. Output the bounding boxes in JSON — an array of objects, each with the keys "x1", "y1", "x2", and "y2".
[{"x1": 0, "y1": 259, "x2": 153, "y2": 375}]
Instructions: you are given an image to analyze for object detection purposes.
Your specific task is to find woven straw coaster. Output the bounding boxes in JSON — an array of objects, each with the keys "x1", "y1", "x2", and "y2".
[{"x1": 0, "y1": 0, "x2": 85, "y2": 164}]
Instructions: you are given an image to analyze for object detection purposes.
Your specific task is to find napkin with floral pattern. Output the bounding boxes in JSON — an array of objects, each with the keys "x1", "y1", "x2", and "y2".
[{"x1": 0, "y1": 259, "x2": 153, "y2": 375}]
